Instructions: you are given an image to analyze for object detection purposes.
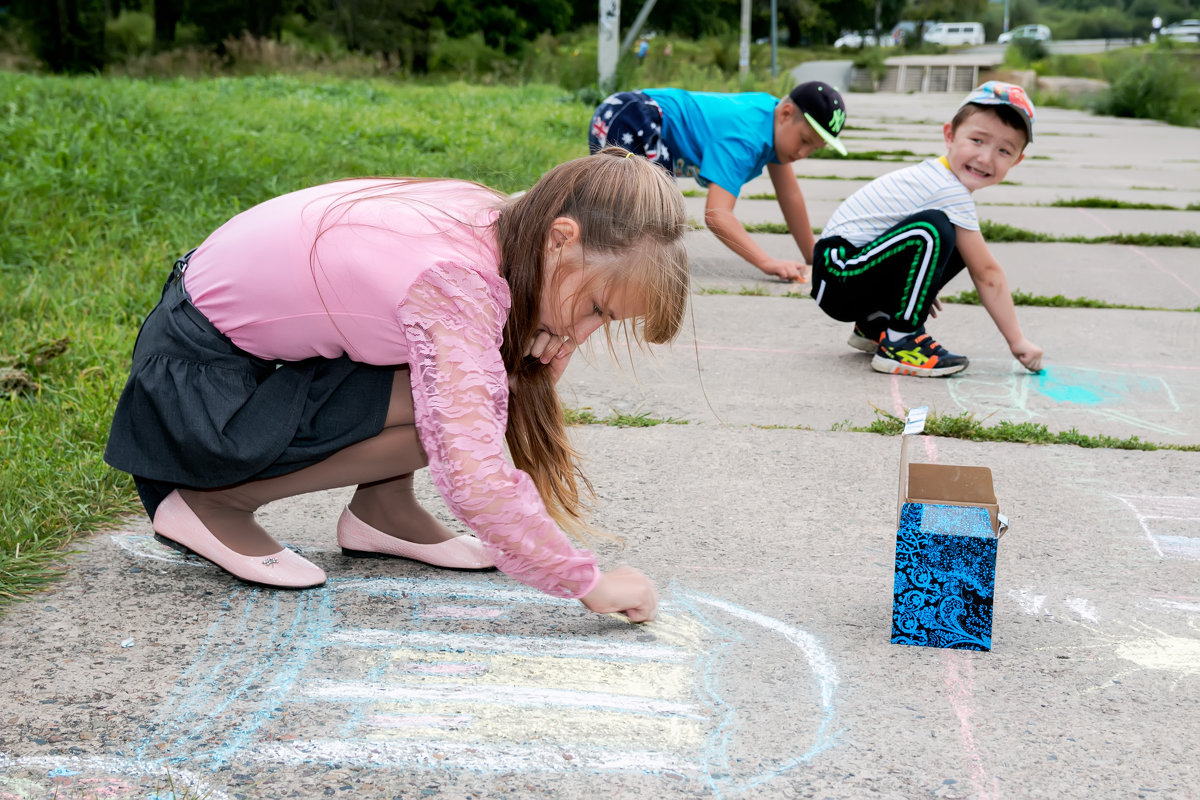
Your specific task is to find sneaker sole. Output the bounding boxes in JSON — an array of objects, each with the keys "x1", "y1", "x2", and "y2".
[
  {"x1": 847, "y1": 332, "x2": 878, "y2": 353},
  {"x1": 870, "y1": 354, "x2": 969, "y2": 377}
]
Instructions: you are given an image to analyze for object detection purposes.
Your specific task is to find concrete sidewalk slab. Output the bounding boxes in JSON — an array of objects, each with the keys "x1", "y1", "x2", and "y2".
[
  {"x1": 685, "y1": 195, "x2": 1200, "y2": 237},
  {"x1": 685, "y1": 231, "x2": 1200, "y2": 311},
  {"x1": 1, "y1": 428, "x2": 1196, "y2": 799},
  {"x1": 559, "y1": 294, "x2": 1200, "y2": 446},
  {"x1": 732, "y1": 174, "x2": 1200, "y2": 212}
]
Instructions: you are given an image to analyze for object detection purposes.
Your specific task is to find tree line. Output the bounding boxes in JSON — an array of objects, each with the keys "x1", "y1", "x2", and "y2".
[
  {"x1": 2, "y1": 0, "x2": 1187, "y2": 75},
  {"x1": 5, "y1": 0, "x2": 917, "y2": 73}
]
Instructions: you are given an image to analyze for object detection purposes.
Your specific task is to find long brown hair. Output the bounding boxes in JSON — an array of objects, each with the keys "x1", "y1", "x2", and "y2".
[{"x1": 495, "y1": 147, "x2": 690, "y2": 538}]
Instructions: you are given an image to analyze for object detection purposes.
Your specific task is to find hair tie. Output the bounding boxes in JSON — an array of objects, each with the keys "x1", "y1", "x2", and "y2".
[{"x1": 625, "y1": 151, "x2": 635, "y2": 159}]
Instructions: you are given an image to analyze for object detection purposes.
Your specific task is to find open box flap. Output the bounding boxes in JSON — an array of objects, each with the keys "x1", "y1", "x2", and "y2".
[{"x1": 897, "y1": 407, "x2": 1009, "y2": 538}]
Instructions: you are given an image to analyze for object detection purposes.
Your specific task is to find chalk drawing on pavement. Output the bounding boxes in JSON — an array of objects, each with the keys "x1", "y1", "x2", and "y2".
[
  {"x1": 1008, "y1": 587, "x2": 1200, "y2": 691},
  {"x1": 1070, "y1": 619, "x2": 1200, "y2": 693},
  {"x1": 0, "y1": 754, "x2": 230, "y2": 800},
  {"x1": 947, "y1": 363, "x2": 1184, "y2": 436},
  {"x1": 1114, "y1": 494, "x2": 1200, "y2": 561},
  {"x1": 73, "y1": 545, "x2": 842, "y2": 799}
]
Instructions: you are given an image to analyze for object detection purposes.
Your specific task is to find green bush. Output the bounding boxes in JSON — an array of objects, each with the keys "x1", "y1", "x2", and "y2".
[
  {"x1": 1012, "y1": 37, "x2": 1047, "y2": 64},
  {"x1": 1041, "y1": 6, "x2": 1140, "y2": 40},
  {"x1": 104, "y1": 11, "x2": 154, "y2": 61},
  {"x1": 851, "y1": 47, "x2": 887, "y2": 82},
  {"x1": 430, "y1": 31, "x2": 508, "y2": 78},
  {"x1": 278, "y1": 12, "x2": 347, "y2": 58},
  {"x1": 1097, "y1": 46, "x2": 1200, "y2": 126},
  {"x1": 1028, "y1": 52, "x2": 1108, "y2": 80}
]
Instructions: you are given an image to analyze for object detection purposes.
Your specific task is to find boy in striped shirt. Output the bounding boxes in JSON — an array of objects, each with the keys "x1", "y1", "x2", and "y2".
[{"x1": 811, "y1": 82, "x2": 1044, "y2": 377}]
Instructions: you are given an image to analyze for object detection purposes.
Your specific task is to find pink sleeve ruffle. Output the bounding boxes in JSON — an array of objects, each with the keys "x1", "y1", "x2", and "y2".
[{"x1": 398, "y1": 262, "x2": 600, "y2": 599}]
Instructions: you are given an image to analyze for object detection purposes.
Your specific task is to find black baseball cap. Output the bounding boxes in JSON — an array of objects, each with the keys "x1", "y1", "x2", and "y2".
[{"x1": 788, "y1": 81, "x2": 848, "y2": 155}]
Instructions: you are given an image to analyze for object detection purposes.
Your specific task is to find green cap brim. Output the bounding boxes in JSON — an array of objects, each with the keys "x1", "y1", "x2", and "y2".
[{"x1": 804, "y1": 111, "x2": 848, "y2": 156}]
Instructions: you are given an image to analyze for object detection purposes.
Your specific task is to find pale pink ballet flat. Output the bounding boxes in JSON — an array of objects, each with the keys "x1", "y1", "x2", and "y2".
[
  {"x1": 337, "y1": 506, "x2": 495, "y2": 570},
  {"x1": 152, "y1": 490, "x2": 327, "y2": 589}
]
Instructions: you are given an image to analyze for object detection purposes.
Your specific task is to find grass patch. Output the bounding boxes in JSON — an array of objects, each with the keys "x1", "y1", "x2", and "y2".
[
  {"x1": 1048, "y1": 196, "x2": 1195, "y2": 211},
  {"x1": 794, "y1": 174, "x2": 881, "y2": 182},
  {"x1": 851, "y1": 409, "x2": 1198, "y2": 452},
  {"x1": 701, "y1": 284, "x2": 1194, "y2": 312},
  {"x1": 564, "y1": 407, "x2": 688, "y2": 427},
  {"x1": 0, "y1": 72, "x2": 588, "y2": 606},
  {"x1": 743, "y1": 222, "x2": 791, "y2": 234},
  {"x1": 725, "y1": 219, "x2": 1199, "y2": 247},
  {"x1": 939, "y1": 289, "x2": 1200, "y2": 312},
  {"x1": 808, "y1": 148, "x2": 928, "y2": 161},
  {"x1": 979, "y1": 221, "x2": 1200, "y2": 247}
]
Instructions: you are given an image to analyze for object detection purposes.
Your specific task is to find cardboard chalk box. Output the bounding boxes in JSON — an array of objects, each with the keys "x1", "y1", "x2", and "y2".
[{"x1": 890, "y1": 408, "x2": 1009, "y2": 652}]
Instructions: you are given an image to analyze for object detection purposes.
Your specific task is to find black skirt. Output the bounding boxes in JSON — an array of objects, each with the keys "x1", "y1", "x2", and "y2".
[{"x1": 104, "y1": 263, "x2": 396, "y2": 519}]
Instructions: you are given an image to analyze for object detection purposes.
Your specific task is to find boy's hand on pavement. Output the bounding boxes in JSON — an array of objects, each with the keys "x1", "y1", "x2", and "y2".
[
  {"x1": 757, "y1": 258, "x2": 810, "y2": 283},
  {"x1": 1012, "y1": 338, "x2": 1044, "y2": 372},
  {"x1": 580, "y1": 565, "x2": 658, "y2": 622}
]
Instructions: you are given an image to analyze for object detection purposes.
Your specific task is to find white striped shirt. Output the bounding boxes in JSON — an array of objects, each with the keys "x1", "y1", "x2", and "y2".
[{"x1": 822, "y1": 157, "x2": 978, "y2": 247}]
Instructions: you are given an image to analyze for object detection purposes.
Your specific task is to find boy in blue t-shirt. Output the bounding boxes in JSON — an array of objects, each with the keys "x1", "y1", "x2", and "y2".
[
  {"x1": 589, "y1": 82, "x2": 847, "y2": 282},
  {"x1": 811, "y1": 81, "x2": 1043, "y2": 378}
]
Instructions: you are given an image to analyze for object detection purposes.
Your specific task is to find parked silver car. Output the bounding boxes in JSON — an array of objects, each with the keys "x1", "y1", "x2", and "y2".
[
  {"x1": 998, "y1": 24, "x2": 1051, "y2": 44},
  {"x1": 1161, "y1": 19, "x2": 1200, "y2": 42}
]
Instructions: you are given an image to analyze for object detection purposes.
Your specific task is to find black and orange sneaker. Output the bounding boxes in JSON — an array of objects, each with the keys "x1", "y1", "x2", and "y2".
[
  {"x1": 847, "y1": 321, "x2": 885, "y2": 353},
  {"x1": 871, "y1": 331, "x2": 969, "y2": 377}
]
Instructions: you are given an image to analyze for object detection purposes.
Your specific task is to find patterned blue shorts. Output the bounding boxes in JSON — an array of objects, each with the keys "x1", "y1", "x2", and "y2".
[{"x1": 588, "y1": 91, "x2": 674, "y2": 175}]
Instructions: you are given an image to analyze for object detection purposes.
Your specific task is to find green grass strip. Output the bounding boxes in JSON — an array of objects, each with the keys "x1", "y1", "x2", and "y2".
[
  {"x1": 564, "y1": 407, "x2": 688, "y2": 427},
  {"x1": 730, "y1": 220, "x2": 1200, "y2": 247},
  {"x1": 742, "y1": 222, "x2": 793, "y2": 234},
  {"x1": 744, "y1": 193, "x2": 1200, "y2": 212},
  {"x1": 942, "y1": 288, "x2": 1200, "y2": 312},
  {"x1": 1049, "y1": 196, "x2": 1199, "y2": 211},
  {"x1": 851, "y1": 409, "x2": 1199, "y2": 452},
  {"x1": 980, "y1": 220, "x2": 1200, "y2": 247},
  {"x1": 808, "y1": 148, "x2": 928, "y2": 161}
]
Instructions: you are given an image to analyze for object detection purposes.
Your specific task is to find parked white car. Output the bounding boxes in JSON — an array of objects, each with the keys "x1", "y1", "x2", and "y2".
[
  {"x1": 833, "y1": 31, "x2": 887, "y2": 48},
  {"x1": 998, "y1": 24, "x2": 1051, "y2": 44},
  {"x1": 923, "y1": 21, "x2": 985, "y2": 46},
  {"x1": 1161, "y1": 19, "x2": 1200, "y2": 42}
]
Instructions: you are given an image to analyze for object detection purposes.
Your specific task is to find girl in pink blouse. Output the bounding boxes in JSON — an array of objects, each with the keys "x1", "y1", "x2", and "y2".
[{"x1": 105, "y1": 148, "x2": 689, "y2": 622}]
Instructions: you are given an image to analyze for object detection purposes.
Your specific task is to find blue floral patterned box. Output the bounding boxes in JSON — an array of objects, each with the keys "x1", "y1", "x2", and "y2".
[{"x1": 891, "y1": 502, "x2": 998, "y2": 651}]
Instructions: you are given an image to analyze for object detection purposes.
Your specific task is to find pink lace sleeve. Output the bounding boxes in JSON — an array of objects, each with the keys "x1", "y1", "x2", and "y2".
[{"x1": 398, "y1": 262, "x2": 601, "y2": 599}]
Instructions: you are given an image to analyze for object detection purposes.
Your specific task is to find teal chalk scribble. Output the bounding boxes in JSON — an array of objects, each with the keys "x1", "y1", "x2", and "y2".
[{"x1": 1033, "y1": 366, "x2": 1164, "y2": 407}]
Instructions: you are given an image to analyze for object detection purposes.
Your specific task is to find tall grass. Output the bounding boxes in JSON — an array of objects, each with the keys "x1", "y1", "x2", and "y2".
[{"x1": 0, "y1": 72, "x2": 587, "y2": 604}]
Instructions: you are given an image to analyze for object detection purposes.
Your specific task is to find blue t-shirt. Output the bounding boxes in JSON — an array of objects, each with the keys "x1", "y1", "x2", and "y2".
[{"x1": 643, "y1": 88, "x2": 779, "y2": 195}]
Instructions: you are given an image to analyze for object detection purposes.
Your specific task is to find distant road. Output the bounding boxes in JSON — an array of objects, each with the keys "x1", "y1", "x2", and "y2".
[{"x1": 966, "y1": 37, "x2": 1144, "y2": 56}]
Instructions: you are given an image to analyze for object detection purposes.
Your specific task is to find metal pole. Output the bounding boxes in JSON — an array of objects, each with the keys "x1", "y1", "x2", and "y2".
[
  {"x1": 739, "y1": 0, "x2": 750, "y2": 77},
  {"x1": 598, "y1": 0, "x2": 620, "y2": 93},
  {"x1": 770, "y1": 0, "x2": 778, "y2": 78}
]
